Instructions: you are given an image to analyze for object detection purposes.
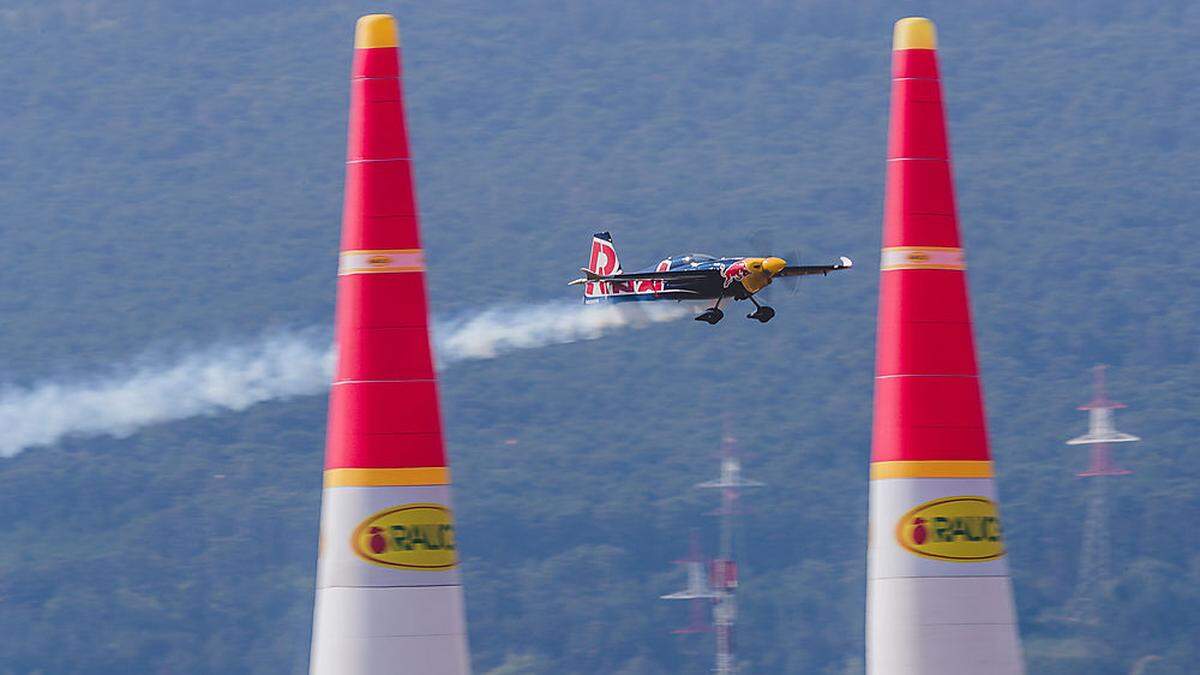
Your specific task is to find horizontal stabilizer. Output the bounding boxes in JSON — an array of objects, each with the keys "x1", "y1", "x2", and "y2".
[{"x1": 569, "y1": 267, "x2": 608, "y2": 286}]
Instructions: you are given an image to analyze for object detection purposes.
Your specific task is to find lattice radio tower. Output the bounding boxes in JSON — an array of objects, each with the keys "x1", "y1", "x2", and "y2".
[
  {"x1": 662, "y1": 432, "x2": 763, "y2": 674},
  {"x1": 1063, "y1": 365, "x2": 1139, "y2": 624}
]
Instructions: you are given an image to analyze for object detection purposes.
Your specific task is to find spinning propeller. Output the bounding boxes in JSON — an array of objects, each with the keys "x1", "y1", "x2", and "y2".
[{"x1": 749, "y1": 230, "x2": 803, "y2": 299}]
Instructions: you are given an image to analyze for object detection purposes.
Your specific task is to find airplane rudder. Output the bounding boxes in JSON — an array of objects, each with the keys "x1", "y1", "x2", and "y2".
[{"x1": 587, "y1": 231, "x2": 621, "y2": 274}]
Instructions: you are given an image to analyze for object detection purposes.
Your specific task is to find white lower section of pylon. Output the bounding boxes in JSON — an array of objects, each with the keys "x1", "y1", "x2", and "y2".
[
  {"x1": 867, "y1": 477, "x2": 1024, "y2": 675},
  {"x1": 311, "y1": 586, "x2": 470, "y2": 675},
  {"x1": 867, "y1": 576, "x2": 1023, "y2": 675},
  {"x1": 311, "y1": 485, "x2": 471, "y2": 674}
]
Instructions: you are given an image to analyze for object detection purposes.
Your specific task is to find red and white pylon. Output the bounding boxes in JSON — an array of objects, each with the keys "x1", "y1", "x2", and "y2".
[
  {"x1": 866, "y1": 18, "x2": 1024, "y2": 674},
  {"x1": 310, "y1": 15, "x2": 471, "y2": 675}
]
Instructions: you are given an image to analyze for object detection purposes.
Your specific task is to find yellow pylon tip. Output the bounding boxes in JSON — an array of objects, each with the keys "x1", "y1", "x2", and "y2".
[
  {"x1": 355, "y1": 14, "x2": 399, "y2": 49},
  {"x1": 893, "y1": 17, "x2": 937, "y2": 51}
]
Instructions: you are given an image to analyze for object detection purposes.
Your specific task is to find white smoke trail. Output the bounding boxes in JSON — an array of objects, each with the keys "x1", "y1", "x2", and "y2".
[
  {"x1": 0, "y1": 301, "x2": 692, "y2": 457},
  {"x1": 0, "y1": 333, "x2": 336, "y2": 458},
  {"x1": 434, "y1": 301, "x2": 692, "y2": 363}
]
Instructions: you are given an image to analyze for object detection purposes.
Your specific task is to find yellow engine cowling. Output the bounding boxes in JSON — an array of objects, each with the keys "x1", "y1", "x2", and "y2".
[{"x1": 740, "y1": 257, "x2": 786, "y2": 293}]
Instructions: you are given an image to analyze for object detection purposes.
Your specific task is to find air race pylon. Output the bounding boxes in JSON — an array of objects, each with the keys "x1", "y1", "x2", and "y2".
[
  {"x1": 310, "y1": 15, "x2": 471, "y2": 675},
  {"x1": 866, "y1": 18, "x2": 1024, "y2": 674}
]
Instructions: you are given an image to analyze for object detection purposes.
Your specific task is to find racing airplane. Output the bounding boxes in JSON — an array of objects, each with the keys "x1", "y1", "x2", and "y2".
[{"x1": 568, "y1": 232, "x2": 852, "y2": 324}]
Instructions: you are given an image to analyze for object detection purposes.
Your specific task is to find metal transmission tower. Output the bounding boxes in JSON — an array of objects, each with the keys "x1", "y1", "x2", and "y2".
[
  {"x1": 662, "y1": 433, "x2": 763, "y2": 675},
  {"x1": 1063, "y1": 365, "x2": 1139, "y2": 624},
  {"x1": 661, "y1": 531, "x2": 718, "y2": 635}
]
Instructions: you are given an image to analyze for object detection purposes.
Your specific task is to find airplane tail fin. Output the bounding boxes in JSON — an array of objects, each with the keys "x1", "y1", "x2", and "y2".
[
  {"x1": 586, "y1": 232, "x2": 622, "y2": 275},
  {"x1": 582, "y1": 232, "x2": 622, "y2": 300}
]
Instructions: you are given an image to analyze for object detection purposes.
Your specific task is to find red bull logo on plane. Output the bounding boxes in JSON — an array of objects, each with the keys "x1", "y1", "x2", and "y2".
[
  {"x1": 895, "y1": 496, "x2": 1006, "y2": 562},
  {"x1": 720, "y1": 260, "x2": 749, "y2": 288}
]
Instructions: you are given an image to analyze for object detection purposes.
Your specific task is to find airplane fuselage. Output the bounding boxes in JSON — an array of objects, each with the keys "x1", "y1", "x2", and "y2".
[
  {"x1": 584, "y1": 254, "x2": 771, "y2": 304},
  {"x1": 573, "y1": 232, "x2": 850, "y2": 324}
]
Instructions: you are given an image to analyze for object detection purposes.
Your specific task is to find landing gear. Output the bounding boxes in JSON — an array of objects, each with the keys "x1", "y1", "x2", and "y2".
[
  {"x1": 748, "y1": 306, "x2": 775, "y2": 323},
  {"x1": 696, "y1": 296, "x2": 726, "y2": 324},
  {"x1": 746, "y1": 295, "x2": 775, "y2": 323}
]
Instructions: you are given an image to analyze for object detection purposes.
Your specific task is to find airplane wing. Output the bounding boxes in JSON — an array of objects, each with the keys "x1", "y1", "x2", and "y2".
[
  {"x1": 568, "y1": 268, "x2": 719, "y2": 286},
  {"x1": 775, "y1": 256, "x2": 853, "y2": 277}
]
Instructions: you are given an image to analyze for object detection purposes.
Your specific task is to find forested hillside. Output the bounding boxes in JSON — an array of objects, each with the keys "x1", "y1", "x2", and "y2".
[{"x1": 0, "y1": 1, "x2": 1197, "y2": 673}]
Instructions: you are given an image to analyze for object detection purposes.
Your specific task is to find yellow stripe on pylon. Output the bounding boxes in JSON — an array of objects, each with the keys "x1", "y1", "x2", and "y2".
[
  {"x1": 338, "y1": 249, "x2": 425, "y2": 276},
  {"x1": 870, "y1": 460, "x2": 993, "y2": 480},
  {"x1": 324, "y1": 467, "x2": 450, "y2": 487},
  {"x1": 880, "y1": 246, "x2": 965, "y2": 271}
]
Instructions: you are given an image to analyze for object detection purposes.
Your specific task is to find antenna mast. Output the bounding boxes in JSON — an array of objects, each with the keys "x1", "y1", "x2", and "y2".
[
  {"x1": 1063, "y1": 365, "x2": 1139, "y2": 624},
  {"x1": 663, "y1": 432, "x2": 763, "y2": 674}
]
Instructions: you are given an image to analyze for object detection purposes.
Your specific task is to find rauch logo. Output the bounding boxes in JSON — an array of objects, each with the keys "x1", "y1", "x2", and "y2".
[
  {"x1": 352, "y1": 503, "x2": 458, "y2": 570},
  {"x1": 895, "y1": 496, "x2": 1006, "y2": 562}
]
